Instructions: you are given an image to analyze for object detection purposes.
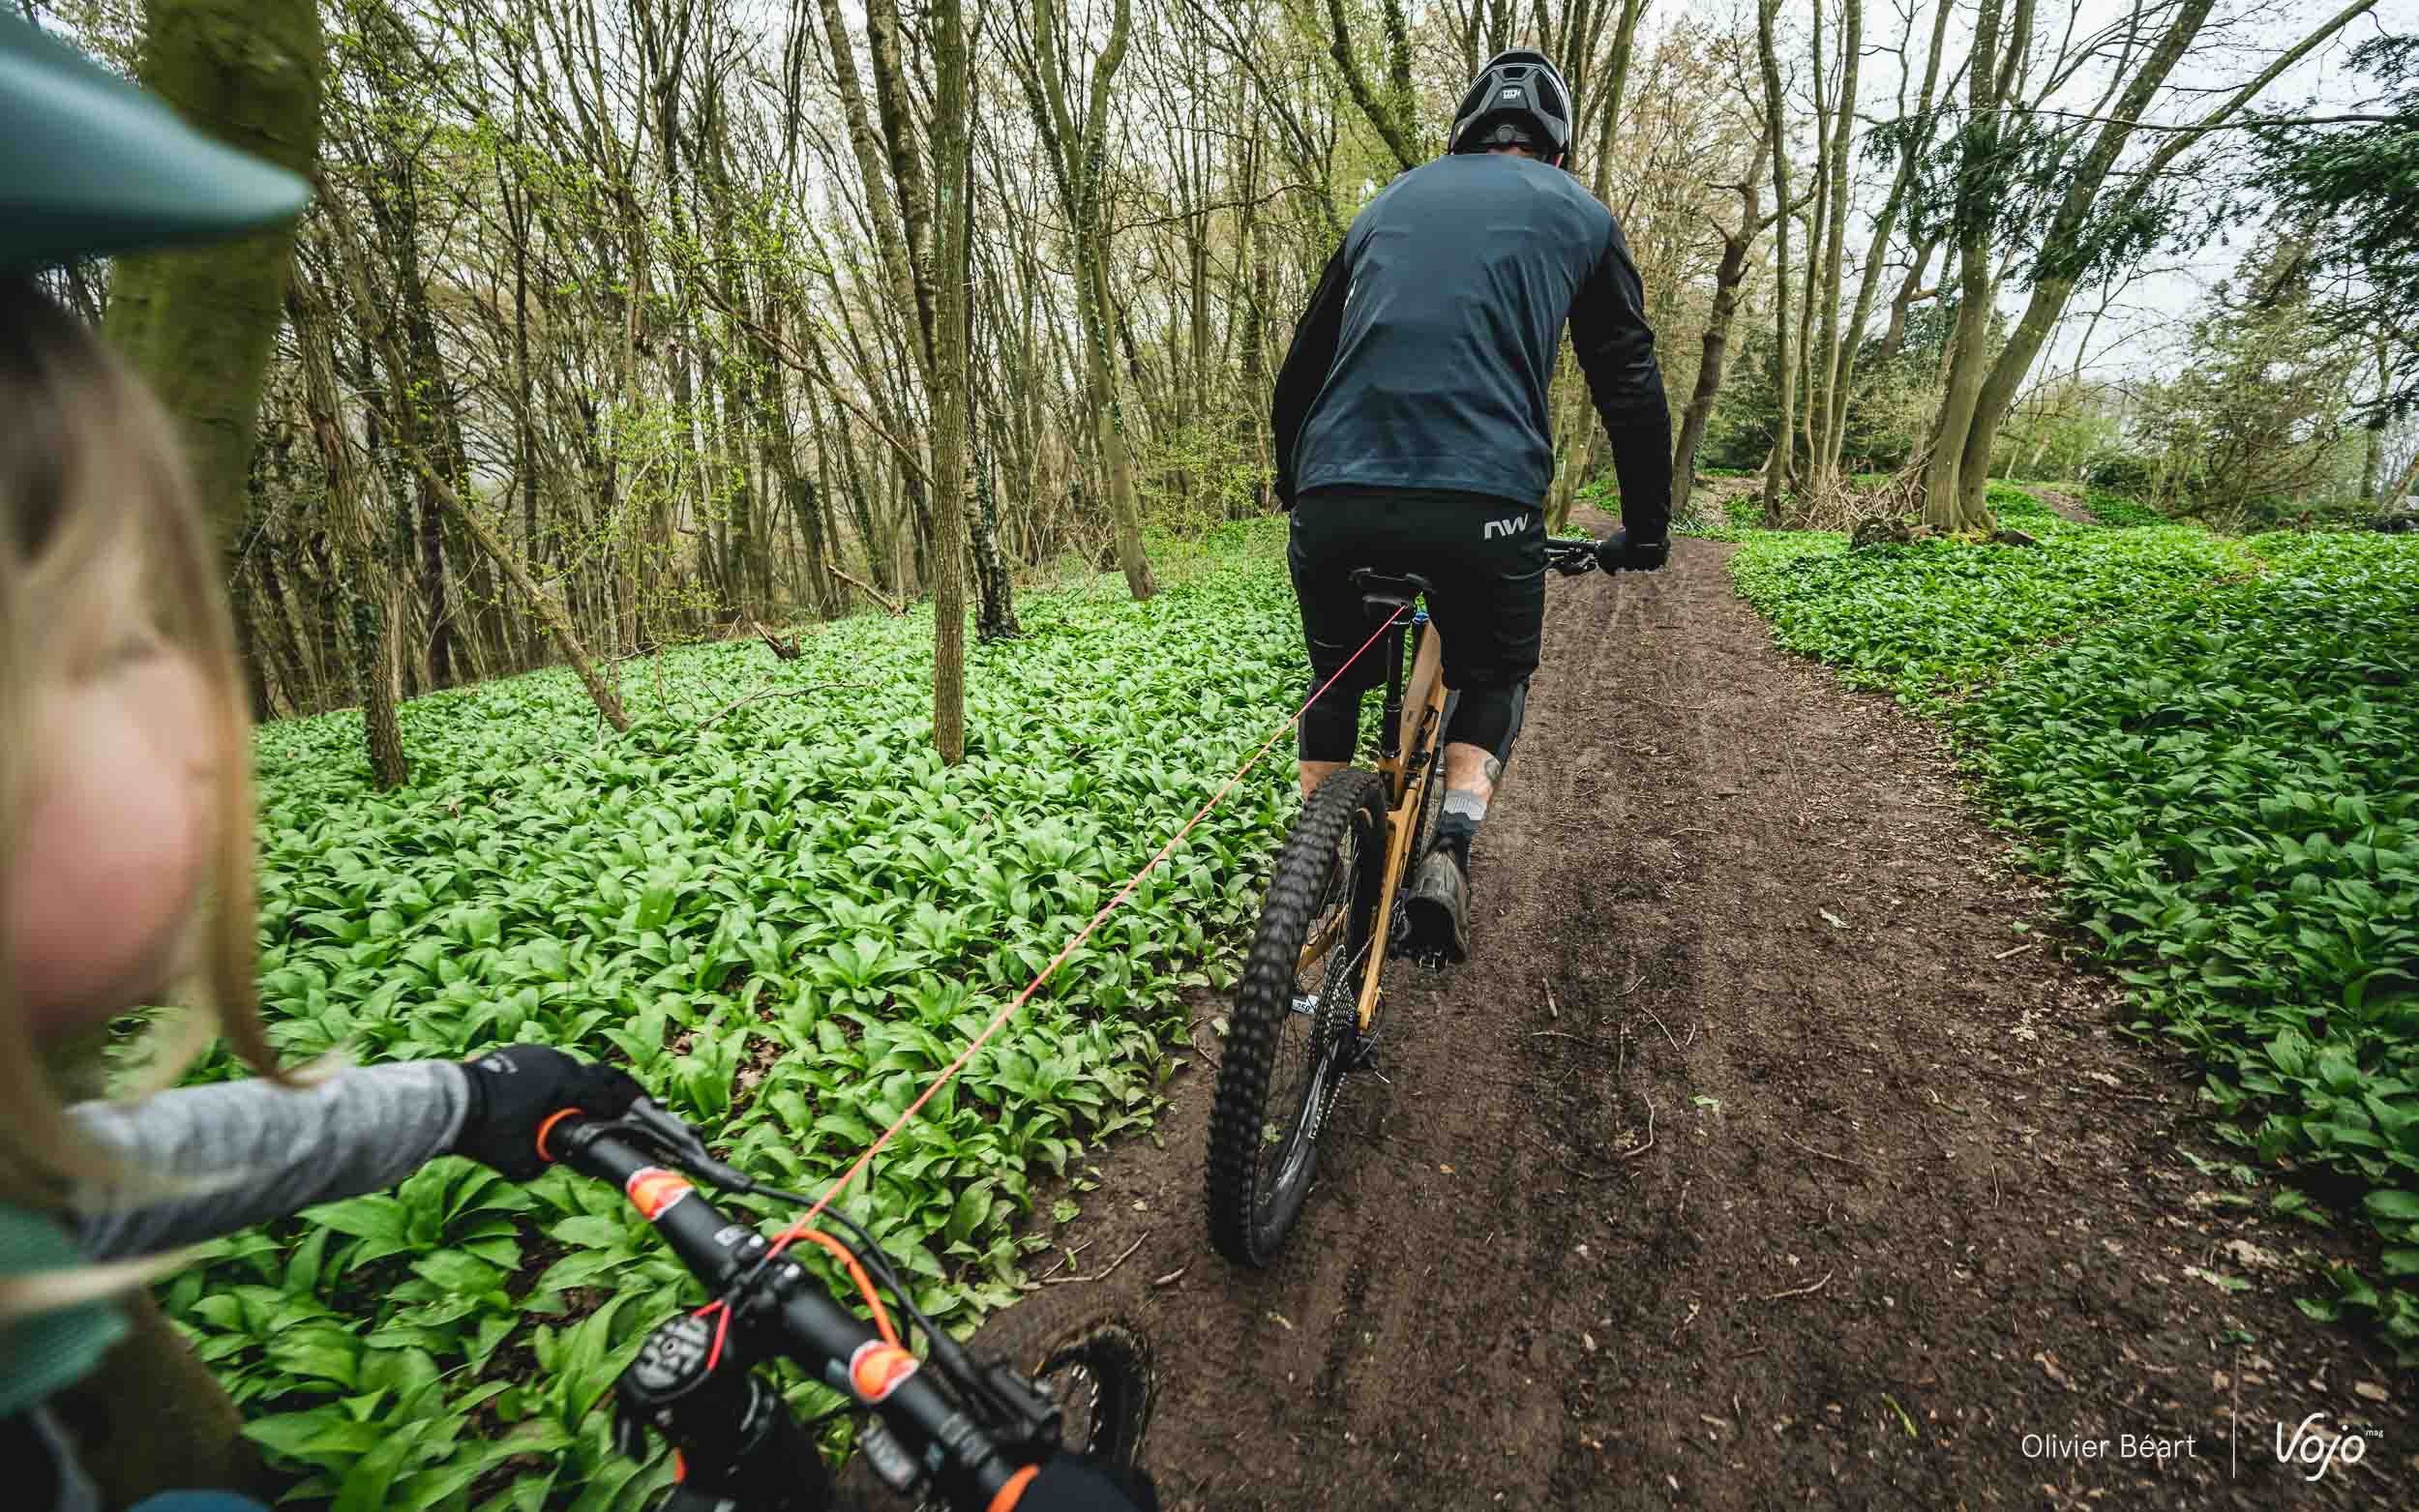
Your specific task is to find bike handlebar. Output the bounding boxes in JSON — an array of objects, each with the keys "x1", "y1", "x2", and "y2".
[
  {"x1": 550, "y1": 1116, "x2": 1050, "y2": 1512},
  {"x1": 1544, "y1": 537, "x2": 1602, "y2": 576}
]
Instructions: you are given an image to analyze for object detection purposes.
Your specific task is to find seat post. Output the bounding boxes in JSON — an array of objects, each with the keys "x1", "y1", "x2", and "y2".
[
  {"x1": 1346, "y1": 568, "x2": 1430, "y2": 774},
  {"x1": 1376, "y1": 609, "x2": 1409, "y2": 766}
]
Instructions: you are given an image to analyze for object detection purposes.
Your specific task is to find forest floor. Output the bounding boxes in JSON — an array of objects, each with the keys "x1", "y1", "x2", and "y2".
[{"x1": 1010, "y1": 515, "x2": 2417, "y2": 1509}]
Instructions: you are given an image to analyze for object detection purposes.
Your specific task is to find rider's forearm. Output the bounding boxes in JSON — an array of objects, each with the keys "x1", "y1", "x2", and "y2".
[
  {"x1": 65, "y1": 1059, "x2": 473, "y2": 1260},
  {"x1": 1568, "y1": 222, "x2": 1672, "y2": 538},
  {"x1": 1602, "y1": 402, "x2": 1674, "y2": 544}
]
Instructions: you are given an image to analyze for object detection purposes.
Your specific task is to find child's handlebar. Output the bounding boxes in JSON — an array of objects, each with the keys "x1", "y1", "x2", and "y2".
[{"x1": 546, "y1": 1109, "x2": 1100, "y2": 1512}]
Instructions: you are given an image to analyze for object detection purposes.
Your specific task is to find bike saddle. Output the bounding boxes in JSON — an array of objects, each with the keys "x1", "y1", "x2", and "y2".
[{"x1": 1348, "y1": 567, "x2": 1433, "y2": 616}]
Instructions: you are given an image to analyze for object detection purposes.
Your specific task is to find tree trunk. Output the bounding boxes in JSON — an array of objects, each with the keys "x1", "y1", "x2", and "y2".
[
  {"x1": 970, "y1": 450, "x2": 1023, "y2": 641},
  {"x1": 1754, "y1": 0, "x2": 1797, "y2": 521},
  {"x1": 1809, "y1": 0, "x2": 1864, "y2": 485},
  {"x1": 102, "y1": 0, "x2": 320, "y2": 544},
  {"x1": 1022, "y1": 0, "x2": 1156, "y2": 599},
  {"x1": 1923, "y1": 0, "x2": 2018, "y2": 532},
  {"x1": 1875, "y1": 237, "x2": 1937, "y2": 369},
  {"x1": 930, "y1": 0, "x2": 973, "y2": 760},
  {"x1": 1673, "y1": 134, "x2": 1773, "y2": 519},
  {"x1": 290, "y1": 273, "x2": 409, "y2": 787}
]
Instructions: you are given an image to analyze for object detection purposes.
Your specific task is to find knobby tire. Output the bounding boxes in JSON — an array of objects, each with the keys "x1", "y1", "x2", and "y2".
[{"x1": 1205, "y1": 768, "x2": 1388, "y2": 1266}]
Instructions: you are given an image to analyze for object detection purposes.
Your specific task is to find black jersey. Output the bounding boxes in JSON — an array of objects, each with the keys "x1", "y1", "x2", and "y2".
[{"x1": 1269, "y1": 152, "x2": 1672, "y2": 540}]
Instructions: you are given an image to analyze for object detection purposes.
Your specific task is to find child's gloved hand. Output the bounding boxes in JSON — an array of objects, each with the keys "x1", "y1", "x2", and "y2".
[{"x1": 454, "y1": 1045, "x2": 645, "y2": 1179}]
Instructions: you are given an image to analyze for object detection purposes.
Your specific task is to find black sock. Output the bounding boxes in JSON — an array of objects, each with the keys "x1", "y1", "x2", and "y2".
[{"x1": 1433, "y1": 811, "x2": 1478, "y2": 872}]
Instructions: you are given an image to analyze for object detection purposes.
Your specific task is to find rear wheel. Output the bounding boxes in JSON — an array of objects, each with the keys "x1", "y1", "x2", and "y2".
[{"x1": 1206, "y1": 768, "x2": 1389, "y2": 1266}]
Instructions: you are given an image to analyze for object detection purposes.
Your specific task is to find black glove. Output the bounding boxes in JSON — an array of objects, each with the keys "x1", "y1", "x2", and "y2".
[
  {"x1": 1596, "y1": 527, "x2": 1669, "y2": 573},
  {"x1": 454, "y1": 1045, "x2": 644, "y2": 1180},
  {"x1": 1020, "y1": 1454, "x2": 1159, "y2": 1512}
]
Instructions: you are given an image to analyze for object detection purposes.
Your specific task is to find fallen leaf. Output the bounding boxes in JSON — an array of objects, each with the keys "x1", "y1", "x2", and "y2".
[
  {"x1": 1266, "y1": 1311, "x2": 1294, "y2": 1331},
  {"x1": 1819, "y1": 909, "x2": 1847, "y2": 929},
  {"x1": 2354, "y1": 1380, "x2": 2389, "y2": 1403},
  {"x1": 2036, "y1": 1351, "x2": 2075, "y2": 1390}
]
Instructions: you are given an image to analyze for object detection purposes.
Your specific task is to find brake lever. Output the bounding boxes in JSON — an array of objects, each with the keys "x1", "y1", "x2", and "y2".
[{"x1": 599, "y1": 1099, "x2": 759, "y2": 1193}]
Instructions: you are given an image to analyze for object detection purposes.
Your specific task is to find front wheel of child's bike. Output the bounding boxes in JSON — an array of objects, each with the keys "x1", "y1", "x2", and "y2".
[
  {"x1": 1206, "y1": 767, "x2": 1389, "y2": 1266},
  {"x1": 837, "y1": 1288, "x2": 1156, "y2": 1509}
]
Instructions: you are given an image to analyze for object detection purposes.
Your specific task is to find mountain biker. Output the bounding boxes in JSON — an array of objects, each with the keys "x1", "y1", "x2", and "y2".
[
  {"x1": 1270, "y1": 48, "x2": 1673, "y2": 964},
  {"x1": 0, "y1": 16, "x2": 1149, "y2": 1512}
]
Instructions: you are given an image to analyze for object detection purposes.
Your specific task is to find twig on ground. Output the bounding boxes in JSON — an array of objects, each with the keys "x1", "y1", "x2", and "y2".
[
  {"x1": 1641, "y1": 1004, "x2": 1680, "y2": 1052},
  {"x1": 1614, "y1": 1099, "x2": 1657, "y2": 1161},
  {"x1": 1041, "y1": 1232, "x2": 1148, "y2": 1287},
  {"x1": 1150, "y1": 1266, "x2": 1186, "y2": 1288},
  {"x1": 1529, "y1": 1030, "x2": 1608, "y2": 1048},
  {"x1": 754, "y1": 620, "x2": 803, "y2": 660},
  {"x1": 1992, "y1": 940, "x2": 2040, "y2": 961},
  {"x1": 1784, "y1": 1133, "x2": 1859, "y2": 1168},
  {"x1": 827, "y1": 556, "x2": 905, "y2": 615},
  {"x1": 1544, "y1": 979, "x2": 1558, "y2": 1020},
  {"x1": 1033, "y1": 1239, "x2": 1093, "y2": 1281},
  {"x1": 1764, "y1": 1268, "x2": 1835, "y2": 1302}
]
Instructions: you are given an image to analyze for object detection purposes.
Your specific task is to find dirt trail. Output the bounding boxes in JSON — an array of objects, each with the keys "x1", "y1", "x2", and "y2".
[{"x1": 1032, "y1": 525, "x2": 2414, "y2": 1510}]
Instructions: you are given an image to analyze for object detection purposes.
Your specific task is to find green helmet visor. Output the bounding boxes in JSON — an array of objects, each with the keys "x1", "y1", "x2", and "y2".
[{"x1": 0, "y1": 14, "x2": 311, "y2": 273}]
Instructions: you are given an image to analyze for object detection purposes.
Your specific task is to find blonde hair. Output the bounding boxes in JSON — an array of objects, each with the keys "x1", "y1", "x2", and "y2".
[{"x1": 0, "y1": 276, "x2": 297, "y2": 1317}]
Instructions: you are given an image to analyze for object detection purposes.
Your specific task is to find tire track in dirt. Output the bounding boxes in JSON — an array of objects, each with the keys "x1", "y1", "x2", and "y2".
[{"x1": 1030, "y1": 525, "x2": 2416, "y2": 1510}]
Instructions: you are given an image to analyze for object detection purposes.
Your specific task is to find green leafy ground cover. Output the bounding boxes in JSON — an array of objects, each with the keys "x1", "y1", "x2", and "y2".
[
  {"x1": 2081, "y1": 489, "x2": 2168, "y2": 528},
  {"x1": 1727, "y1": 497, "x2": 2252, "y2": 712},
  {"x1": 1720, "y1": 496, "x2": 2419, "y2": 1358},
  {"x1": 169, "y1": 520, "x2": 1308, "y2": 1510}
]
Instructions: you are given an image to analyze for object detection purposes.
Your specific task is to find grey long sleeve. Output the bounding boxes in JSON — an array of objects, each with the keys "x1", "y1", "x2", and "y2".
[{"x1": 65, "y1": 1059, "x2": 474, "y2": 1260}]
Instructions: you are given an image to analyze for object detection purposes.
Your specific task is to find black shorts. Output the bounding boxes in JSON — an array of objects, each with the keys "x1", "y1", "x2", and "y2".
[{"x1": 1288, "y1": 486, "x2": 1546, "y2": 695}]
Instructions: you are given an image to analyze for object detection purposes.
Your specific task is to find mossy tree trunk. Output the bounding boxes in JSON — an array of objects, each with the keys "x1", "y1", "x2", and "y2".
[{"x1": 102, "y1": 0, "x2": 321, "y2": 539}]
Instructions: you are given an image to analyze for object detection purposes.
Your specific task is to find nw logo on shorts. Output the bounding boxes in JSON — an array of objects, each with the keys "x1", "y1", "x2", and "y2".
[{"x1": 1482, "y1": 516, "x2": 1529, "y2": 540}]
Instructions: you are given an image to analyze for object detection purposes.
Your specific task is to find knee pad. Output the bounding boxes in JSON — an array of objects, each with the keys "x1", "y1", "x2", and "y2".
[{"x1": 1446, "y1": 679, "x2": 1528, "y2": 765}]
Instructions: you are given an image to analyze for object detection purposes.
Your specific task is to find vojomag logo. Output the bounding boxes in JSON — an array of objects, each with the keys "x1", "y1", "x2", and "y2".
[{"x1": 2274, "y1": 1412, "x2": 2371, "y2": 1481}]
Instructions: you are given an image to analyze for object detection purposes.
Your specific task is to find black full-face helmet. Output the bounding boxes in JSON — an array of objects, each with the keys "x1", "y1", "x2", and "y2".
[{"x1": 1449, "y1": 48, "x2": 1575, "y2": 163}]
